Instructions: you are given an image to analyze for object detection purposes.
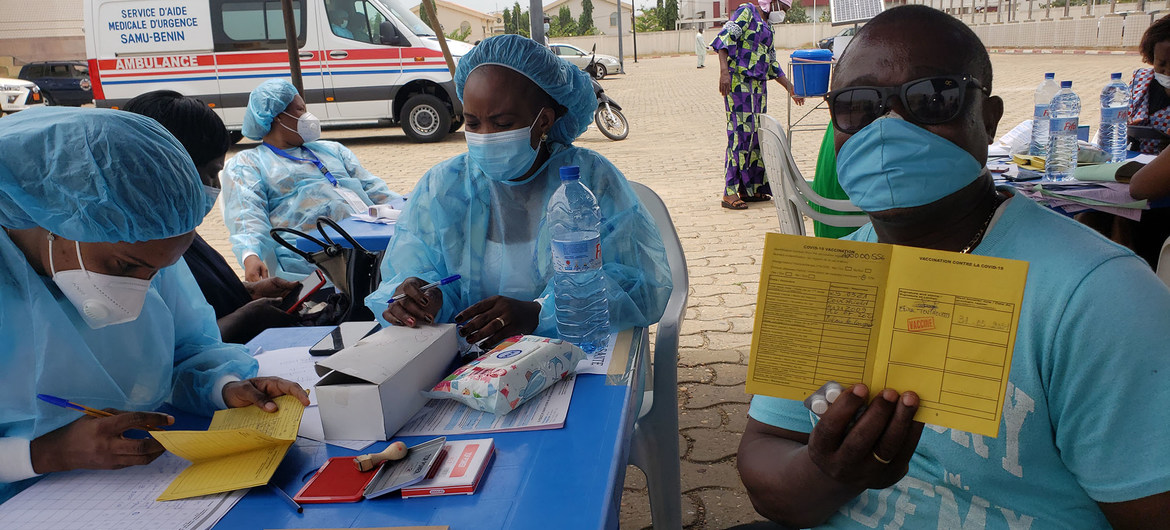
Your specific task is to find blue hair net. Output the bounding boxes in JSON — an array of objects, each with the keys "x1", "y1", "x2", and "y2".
[
  {"x1": 242, "y1": 79, "x2": 299, "y2": 140},
  {"x1": 455, "y1": 35, "x2": 595, "y2": 145},
  {"x1": 0, "y1": 107, "x2": 210, "y2": 243}
]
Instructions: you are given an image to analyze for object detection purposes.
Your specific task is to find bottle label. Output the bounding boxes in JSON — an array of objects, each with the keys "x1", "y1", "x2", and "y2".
[
  {"x1": 1101, "y1": 107, "x2": 1128, "y2": 122},
  {"x1": 1034, "y1": 104, "x2": 1049, "y2": 119},
  {"x1": 1049, "y1": 117, "x2": 1079, "y2": 134},
  {"x1": 552, "y1": 236, "x2": 602, "y2": 273}
]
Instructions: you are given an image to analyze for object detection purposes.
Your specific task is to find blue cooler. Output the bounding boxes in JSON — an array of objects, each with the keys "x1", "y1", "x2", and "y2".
[{"x1": 790, "y1": 49, "x2": 833, "y2": 97}]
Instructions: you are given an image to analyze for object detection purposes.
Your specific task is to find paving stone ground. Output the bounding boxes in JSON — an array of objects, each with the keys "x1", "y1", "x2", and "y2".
[{"x1": 198, "y1": 51, "x2": 1143, "y2": 529}]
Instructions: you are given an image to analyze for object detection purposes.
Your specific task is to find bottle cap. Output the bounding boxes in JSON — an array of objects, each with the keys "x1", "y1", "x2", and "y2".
[
  {"x1": 1060, "y1": 81, "x2": 1072, "y2": 88},
  {"x1": 1044, "y1": 72, "x2": 1055, "y2": 79},
  {"x1": 1111, "y1": 72, "x2": 1122, "y2": 80},
  {"x1": 559, "y1": 165, "x2": 580, "y2": 181}
]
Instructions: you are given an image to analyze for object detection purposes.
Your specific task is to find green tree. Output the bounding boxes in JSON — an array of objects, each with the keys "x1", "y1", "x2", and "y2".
[
  {"x1": 446, "y1": 26, "x2": 472, "y2": 41},
  {"x1": 818, "y1": 5, "x2": 830, "y2": 22},
  {"x1": 662, "y1": 0, "x2": 678, "y2": 30},
  {"x1": 503, "y1": 8, "x2": 513, "y2": 33},
  {"x1": 578, "y1": 0, "x2": 595, "y2": 34},
  {"x1": 551, "y1": 5, "x2": 576, "y2": 37},
  {"x1": 783, "y1": 0, "x2": 809, "y2": 23},
  {"x1": 635, "y1": 7, "x2": 662, "y2": 32},
  {"x1": 419, "y1": 1, "x2": 435, "y2": 29}
]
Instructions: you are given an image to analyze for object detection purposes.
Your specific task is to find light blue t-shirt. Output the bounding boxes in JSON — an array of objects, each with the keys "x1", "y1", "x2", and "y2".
[{"x1": 749, "y1": 190, "x2": 1170, "y2": 529}]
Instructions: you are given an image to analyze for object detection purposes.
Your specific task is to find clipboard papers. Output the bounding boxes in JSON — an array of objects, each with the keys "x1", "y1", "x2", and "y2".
[{"x1": 746, "y1": 233, "x2": 1029, "y2": 437}]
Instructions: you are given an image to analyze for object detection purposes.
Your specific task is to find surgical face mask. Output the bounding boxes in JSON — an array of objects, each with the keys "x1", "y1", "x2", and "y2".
[
  {"x1": 769, "y1": 10, "x2": 786, "y2": 23},
  {"x1": 203, "y1": 184, "x2": 221, "y2": 205},
  {"x1": 837, "y1": 113, "x2": 984, "y2": 212},
  {"x1": 465, "y1": 110, "x2": 544, "y2": 182},
  {"x1": 48, "y1": 236, "x2": 151, "y2": 329},
  {"x1": 1155, "y1": 72, "x2": 1170, "y2": 89},
  {"x1": 757, "y1": 0, "x2": 771, "y2": 12},
  {"x1": 544, "y1": 22, "x2": 550, "y2": 32},
  {"x1": 281, "y1": 111, "x2": 322, "y2": 143}
]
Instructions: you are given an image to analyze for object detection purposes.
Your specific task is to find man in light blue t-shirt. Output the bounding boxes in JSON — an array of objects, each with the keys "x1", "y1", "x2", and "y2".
[{"x1": 736, "y1": 6, "x2": 1170, "y2": 529}]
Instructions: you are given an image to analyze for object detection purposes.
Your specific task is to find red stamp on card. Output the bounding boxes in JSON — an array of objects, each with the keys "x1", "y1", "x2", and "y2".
[{"x1": 907, "y1": 317, "x2": 935, "y2": 332}]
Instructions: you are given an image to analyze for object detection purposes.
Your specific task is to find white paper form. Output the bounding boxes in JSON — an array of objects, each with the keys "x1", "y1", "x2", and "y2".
[
  {"x1": 396, "y1": 375, "x2": 577, "y2": 436},
  {"x1": 253, "y1": 347, "x2": 322, "y2": 406},
  {"x1": 0, "y1": 453, "x2": 245, "y2": 530},
  {"x1": 574, "y1": 332, "x2": 619, "y2": 375}
]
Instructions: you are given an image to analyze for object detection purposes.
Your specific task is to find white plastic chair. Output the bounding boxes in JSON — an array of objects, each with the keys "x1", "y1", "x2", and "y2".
[
  {"x1": 629, "y1": 181, "x2": 688, "y2": 530},
  {"x1": 1157, "y1": 235, "x2": 1170, "y2": 287},
  {"x1": 758, "y1": 115, "x2": 868, "y2": 235}
]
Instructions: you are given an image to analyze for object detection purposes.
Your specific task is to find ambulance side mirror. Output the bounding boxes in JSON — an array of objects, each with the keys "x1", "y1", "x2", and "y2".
[{"x1": 380, "y1": 21, "x2": 406, "y2": 46}]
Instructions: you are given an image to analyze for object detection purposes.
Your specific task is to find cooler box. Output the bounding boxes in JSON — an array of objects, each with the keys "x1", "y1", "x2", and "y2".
[{"x1": 790, "y1": 49, "x2": 834, "y2": 97}]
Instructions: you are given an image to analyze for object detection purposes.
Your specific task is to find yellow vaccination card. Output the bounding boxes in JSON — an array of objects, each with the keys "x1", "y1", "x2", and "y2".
[
  {"x1": 746, "y1": 234, "x2": 1028, "y2": 438},
  {"x1": 152, "y1": 394, "x2": 306, "y2": 500}
]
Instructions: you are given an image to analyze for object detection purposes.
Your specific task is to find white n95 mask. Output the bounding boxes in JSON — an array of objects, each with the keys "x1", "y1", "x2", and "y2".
[
  {"x1": 281, "y1": 111, "x2": 322, "y2": 143},
  {"x1": 49, "y1": 235, "x2": 151, "y2": 329}
]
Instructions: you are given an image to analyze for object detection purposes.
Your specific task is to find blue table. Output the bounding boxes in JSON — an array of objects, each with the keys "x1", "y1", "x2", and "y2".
[
  {"x1": 293, "y1": 217, "x2": 396, "y2": 253},
  {"x1": 207, "y1": 326, "x2": 647, "y2": 529}
]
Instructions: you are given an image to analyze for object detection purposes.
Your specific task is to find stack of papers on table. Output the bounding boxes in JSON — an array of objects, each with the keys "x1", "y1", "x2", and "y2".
[
  {"x1": 1012, "y1": 180, "x2": 1148, "y2": 220},
  {"x1": 0, "y1": 453, "x2": 245, "y2": 530}
]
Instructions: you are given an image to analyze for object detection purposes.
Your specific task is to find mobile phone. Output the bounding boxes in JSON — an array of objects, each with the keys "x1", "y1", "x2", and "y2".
[
  {"x1": 309, "y1": 321, "x2": 380, "y2": 356},
  {"x1": 285, "y1": 270, "x2": 327, "y2": 314}
]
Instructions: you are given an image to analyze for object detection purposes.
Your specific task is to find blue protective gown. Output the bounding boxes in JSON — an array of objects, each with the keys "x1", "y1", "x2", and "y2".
[
  {"x1": 0, "y1": 231, "x2": 258, "y2": 500},
  {"x1": 221, "y1": 140, "x2": 400, "y2": 278},
  {"x1": 365, "y1": 144, "x2": 673, "y2": 335}
]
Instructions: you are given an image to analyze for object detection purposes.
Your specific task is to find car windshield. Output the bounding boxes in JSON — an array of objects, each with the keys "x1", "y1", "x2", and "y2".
[{"x1": 371, "y1": 0, "x2": 434, "y2": 37}]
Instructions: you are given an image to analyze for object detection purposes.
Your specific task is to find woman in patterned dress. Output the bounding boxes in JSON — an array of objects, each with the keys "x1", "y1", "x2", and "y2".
[
  {"x1": 1129, "y1": 14, "x2": 1170, "y2": 154},
  {"x1": 712, "y1": 0, "x2": 804, "y2": 210}
]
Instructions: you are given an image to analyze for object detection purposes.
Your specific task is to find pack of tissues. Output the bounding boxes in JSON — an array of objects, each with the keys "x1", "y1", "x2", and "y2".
[{"x1": 425, "y1": 335, "x2": 586, "y2": 415}]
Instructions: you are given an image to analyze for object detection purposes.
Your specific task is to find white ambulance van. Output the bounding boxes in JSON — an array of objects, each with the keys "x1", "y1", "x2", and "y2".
[{"x1": 84, "y1": 0, "x2": 472, "y2": 142}]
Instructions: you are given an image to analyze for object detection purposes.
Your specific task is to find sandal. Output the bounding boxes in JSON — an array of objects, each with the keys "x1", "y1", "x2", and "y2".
[
  {"x1": 721, "y1": 197, "x2": 749, "y2": 210},
  {"x1": 742, "y1": 193, "x2": 773, "y2": 202}
]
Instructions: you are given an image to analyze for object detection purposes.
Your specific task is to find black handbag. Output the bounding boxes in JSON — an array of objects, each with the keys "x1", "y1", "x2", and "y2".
[{"x1": 271, "y1": 217, "x2": 381, "y2": 323}]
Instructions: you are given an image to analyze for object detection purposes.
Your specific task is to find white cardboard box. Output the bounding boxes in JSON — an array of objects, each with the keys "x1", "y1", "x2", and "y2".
[{"x1": 314, "y1": 324, "x2": 457, "y2": 440}]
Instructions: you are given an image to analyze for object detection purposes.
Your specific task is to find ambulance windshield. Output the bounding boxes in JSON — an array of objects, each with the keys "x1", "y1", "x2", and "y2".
[{"x1": 373, "y1": 0, "x2": 435, "y2": 37}]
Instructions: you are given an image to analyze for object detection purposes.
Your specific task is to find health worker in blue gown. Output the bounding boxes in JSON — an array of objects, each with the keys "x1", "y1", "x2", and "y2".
[
  {"x1": 221, "y1": 79, "x2": 401, "y2": 282},
  {"x1": 0, "y1": 107, "x2": 309, "y2": 503},
  {"x1": 365, "y1": 34, "x2": 673, "y2": 348}
]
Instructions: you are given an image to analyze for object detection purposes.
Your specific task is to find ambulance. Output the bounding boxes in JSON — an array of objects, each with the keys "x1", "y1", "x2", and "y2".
[{"x1": 84, "y1": 0, "x2": 473, "y2": 142}]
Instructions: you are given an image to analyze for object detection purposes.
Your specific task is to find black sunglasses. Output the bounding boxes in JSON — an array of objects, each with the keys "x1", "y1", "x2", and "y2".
[{"x1": 825, "y1": 75, "x2": 990, "y2": 134}]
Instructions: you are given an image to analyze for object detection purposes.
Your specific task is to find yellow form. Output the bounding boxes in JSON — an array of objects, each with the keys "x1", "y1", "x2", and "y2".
[
  {"x1": 152, "y1": 394, "x2": 305, "y2": 500},
  {"x1": 747, "y1": 234, "x2": 1028, "y2": 437}
]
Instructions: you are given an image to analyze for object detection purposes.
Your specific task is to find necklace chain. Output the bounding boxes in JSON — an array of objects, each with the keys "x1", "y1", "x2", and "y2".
[{"x1": 960, "y1": 195, "x2": 1003, "y2": 254}]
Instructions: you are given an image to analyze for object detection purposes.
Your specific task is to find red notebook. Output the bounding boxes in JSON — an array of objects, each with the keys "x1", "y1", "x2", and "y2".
[{"x1": 401, "y1": 438, "x2": 495, "y2": 498}]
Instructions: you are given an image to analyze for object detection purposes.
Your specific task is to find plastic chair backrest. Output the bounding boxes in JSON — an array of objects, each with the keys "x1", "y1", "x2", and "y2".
[
  {"x1": 758, "y1": 115, "x2": 869, "y2": 233},
  {"x1": 629, "y1": 181, "x2": 688, "y2": 400},
  {"x1": 1158, "y1": 235, "x2": 1170, "y2": 287}
]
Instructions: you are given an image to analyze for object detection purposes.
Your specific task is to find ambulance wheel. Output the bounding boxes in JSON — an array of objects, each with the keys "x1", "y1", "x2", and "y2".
[{"x1": 401, "y1": 94, "x2": 451, "y2": 143}]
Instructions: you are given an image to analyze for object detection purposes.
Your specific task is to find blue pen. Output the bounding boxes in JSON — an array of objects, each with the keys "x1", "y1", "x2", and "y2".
[
  {"x1": 390, "y1": 274, "x2": 460, "y2": 303},
  {"x1": 37, "y1": 393, "x2": 165, "y2": 431}
]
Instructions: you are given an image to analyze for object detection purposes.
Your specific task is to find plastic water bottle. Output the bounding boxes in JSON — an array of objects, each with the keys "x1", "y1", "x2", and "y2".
[
  {"x1": 1045, "y1": 81, "x2": 1081, "y2": 182},
  {"x1": 548, "y1": 165, "x2": 610, "y2": 354},
  {"x1": 1029, "y1": 73, "x2": 1060, "y2": 156},
  {"x1": 1098, "y1": 72, "x2": 1130, "y2": 163}
]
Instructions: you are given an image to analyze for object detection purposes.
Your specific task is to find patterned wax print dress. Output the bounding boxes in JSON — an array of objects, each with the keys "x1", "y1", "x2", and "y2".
[
  {"x1": 1129, "y1": 68, "x2": 1170, "y2": 154},
  {"x1": 712, "y1": 3, "x2": 783, "y2": 198}
]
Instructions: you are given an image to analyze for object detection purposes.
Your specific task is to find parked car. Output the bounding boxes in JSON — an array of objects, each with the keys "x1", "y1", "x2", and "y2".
[
  {"x1": 18, "y1": 61, "x2": 93, "y2": 106},
  {"x1": 550, "y1": 43, "x2": 622, "y2": 80},
  {"x1": 817, "y1": 26, "x2": 857, "y2": 50},
  {"x1": 0, "y1": 77, "x2": 43, "y2": 115}
]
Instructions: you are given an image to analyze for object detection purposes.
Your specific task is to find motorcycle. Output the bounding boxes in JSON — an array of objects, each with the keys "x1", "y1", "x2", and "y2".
[{"x1": 586, "y1": 46, "x2": 628, "y2": 141}]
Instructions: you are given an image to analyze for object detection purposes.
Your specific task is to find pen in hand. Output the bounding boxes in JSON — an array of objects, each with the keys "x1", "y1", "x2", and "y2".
[
  {"x1": 36, "y1": 394, "x2": 166, "y2": 431},
  {"x1": 390, "y1": 274, "x2": 461, "y2": 303}
]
